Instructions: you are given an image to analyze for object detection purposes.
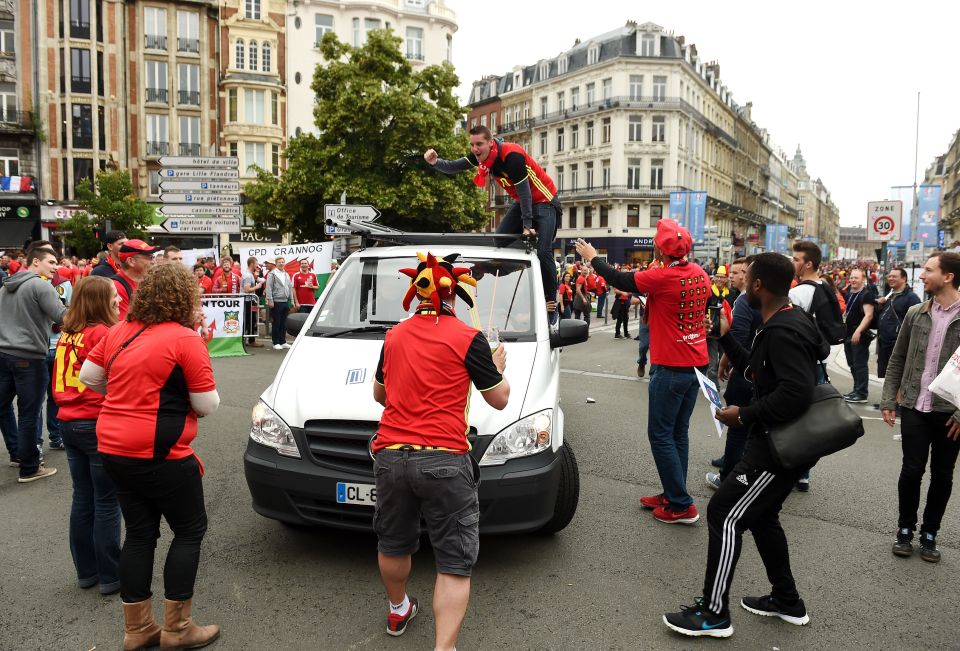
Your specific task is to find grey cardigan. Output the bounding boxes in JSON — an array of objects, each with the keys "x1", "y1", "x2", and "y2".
[
  {"x1": 265, "y1": 269, "x2": 291, "y2": 303},
  {"x1": 881, "y1": 299, "x2": 960, "y2": 421}
]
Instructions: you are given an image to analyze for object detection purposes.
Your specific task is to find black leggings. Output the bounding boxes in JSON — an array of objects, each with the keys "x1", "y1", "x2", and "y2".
[{"x1": 102, "y1": 454, "x2": 208, "y2": 603}]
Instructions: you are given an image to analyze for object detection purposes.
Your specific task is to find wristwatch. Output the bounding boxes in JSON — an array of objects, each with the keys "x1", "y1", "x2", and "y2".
[{"x1": 736, "y1": 414, "x2": 744, "y2": 426}]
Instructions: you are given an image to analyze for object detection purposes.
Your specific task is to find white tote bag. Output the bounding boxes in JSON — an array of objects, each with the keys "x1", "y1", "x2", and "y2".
[{"x1": 928, "y1": 344, "x2": 960, "y2": 409}]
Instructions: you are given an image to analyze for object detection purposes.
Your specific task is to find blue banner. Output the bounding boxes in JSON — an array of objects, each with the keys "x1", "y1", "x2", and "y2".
[
  {"x1": 669, "y1": 192, "x2": 687, "y2": 224},
  {"x1": 765, "y1": 226, "x2": 775, "y2": 252},
  {"x1": 776, "y1": 224, "x2": 789, "y2": 254},
  {"x1": 917, "y1": 184, "x2": 942, "y2": 245},
  {"x1": 688, "y1": 192, "x2": 707, "y2": 245},
  {"x1": 940, "y1": 229, "x2": 946, "y2": 249}
]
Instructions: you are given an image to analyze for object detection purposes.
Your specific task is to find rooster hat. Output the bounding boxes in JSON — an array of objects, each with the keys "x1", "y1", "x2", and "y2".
[{"x1": 399, "y1": 252, "x2": 477, "y2": 314}]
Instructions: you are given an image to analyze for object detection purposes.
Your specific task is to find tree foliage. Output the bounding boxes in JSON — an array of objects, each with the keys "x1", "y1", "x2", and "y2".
[
  {"x1": 244, "y1": 29, "x2": 486, "y2": 239},
  {"x1": 65, "y1": 168, "x2": 156, "y2": 256}
]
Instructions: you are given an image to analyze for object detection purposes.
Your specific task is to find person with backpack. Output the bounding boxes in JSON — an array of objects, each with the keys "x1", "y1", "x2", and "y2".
[
  {"x1": 876, "y1": 267, "x2": 921, "y2": 379},
  {"x1": 840, "y1": 268, "x2": 877, "y2": 404}
]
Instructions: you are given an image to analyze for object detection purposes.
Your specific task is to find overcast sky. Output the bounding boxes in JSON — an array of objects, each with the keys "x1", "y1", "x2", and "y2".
[{"x1": 449, "y1": 0, "x2": 960, "y2": 228}]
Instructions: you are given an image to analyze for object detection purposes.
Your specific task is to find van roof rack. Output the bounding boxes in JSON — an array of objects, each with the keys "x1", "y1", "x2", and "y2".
[{"x1": 325, "y1": 217, "x2": 534, "y2": 251}]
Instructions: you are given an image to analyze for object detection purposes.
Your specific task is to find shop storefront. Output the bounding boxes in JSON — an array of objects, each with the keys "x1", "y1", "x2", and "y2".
[
  {"x1": 559, "y1": 236, "x2": 655, "y2": 265},
  {"x1": 0, "y1": 195, "x2": 41, "y2": 249}
]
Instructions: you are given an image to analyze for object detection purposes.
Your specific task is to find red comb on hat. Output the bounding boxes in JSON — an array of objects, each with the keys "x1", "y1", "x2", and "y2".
[{"x1": 654, "y1": 218, "x2": 693, "y2": 259}]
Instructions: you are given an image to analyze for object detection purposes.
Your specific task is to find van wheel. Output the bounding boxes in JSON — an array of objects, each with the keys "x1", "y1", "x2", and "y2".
[{"x1": 539, "y1": 440, "x2": 580, "y2": 535}]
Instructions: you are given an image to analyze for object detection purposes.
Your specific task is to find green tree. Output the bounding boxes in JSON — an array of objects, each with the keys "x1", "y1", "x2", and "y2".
[
  {"x1": 61, "y1": 211, "x2": 102, "y2": 258},
  {"x1": 244, "y1": 29, "x2": 486, "y2": 239},
  {"x1": 64, "y1": 168, "x2": 156, "y2": 255}
]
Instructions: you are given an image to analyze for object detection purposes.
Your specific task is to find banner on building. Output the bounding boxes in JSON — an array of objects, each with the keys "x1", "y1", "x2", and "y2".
[
  {"x1": 668, "y1": 191, "x2": 708, "y2": 245},
  {"x1": 669, "y1": 192, "x2": 687, "y2": 223},
  {"x1": 239, "y1": 241, "x2": 335, "y2": 299},
  {"x1": 917, "y1": 184, "x2": 942, "y2": 245},
  {"x1": 201, "y1": 295, "x2": 247, "y2": 357}
]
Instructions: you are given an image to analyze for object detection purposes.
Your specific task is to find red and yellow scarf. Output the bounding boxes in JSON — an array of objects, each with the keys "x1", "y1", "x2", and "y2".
[{"x1": 473, "y1": 140, "x2": 500, "y2": 188}]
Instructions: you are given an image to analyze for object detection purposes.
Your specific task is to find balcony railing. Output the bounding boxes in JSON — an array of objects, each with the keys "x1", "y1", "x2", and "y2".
[
  {"x1": 559, "y1": 184, "x2": 685, "y2": 200},
  {"x1": 178, "y1": 90, "x2": 200, "y2": 106},
  {"x1": 72, "y1": 134, "x2": 93, "y2": 149},
  {"x1": 145, "y1": 34, "x2": 168, "y2": 50},
  {"x1": 146, "y1": 141, "x2": 169, "y2": 156},
  {"x1": 179, "y1": 143, "x2": 201, "y2": 156},
  {"x1": 0, "y1": 109, "x2": 33, "y2": 129},
  {"x1": 70, "y1": 20, "x2": 90, "y2": 39},
  {"x1": 405, "y1": 51, "x2": 425, "y2": 61},
  {"x1": 497, "y1": 119, "x2": 534, "y2": 135},
  {"x1": 178, "y1": 38, "x2": 200, "y2": 53},
  {"x1": 146, "y1": 88, "x2": 168, "y2": 104},
  {"x1": 70, "y1": 77, "x2": 92, "y2": 94}
]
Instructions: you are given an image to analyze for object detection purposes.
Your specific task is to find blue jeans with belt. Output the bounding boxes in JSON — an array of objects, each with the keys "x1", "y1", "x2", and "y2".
[
  {"x1": 497, "y1": 201, "x2": 558, "y2": 303},
  {"x1": 647, "y1": 367, "x2": 700, "y2": 509}
]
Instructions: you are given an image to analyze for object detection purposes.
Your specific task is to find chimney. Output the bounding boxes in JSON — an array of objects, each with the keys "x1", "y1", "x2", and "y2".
[{"x1": 706, "y1": 62, "x2": 720, "y2": 80}]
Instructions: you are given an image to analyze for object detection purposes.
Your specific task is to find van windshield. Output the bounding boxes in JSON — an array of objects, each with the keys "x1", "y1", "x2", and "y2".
[{"x1": 308, "y1": 255, "x2": 536, "y2": 340}]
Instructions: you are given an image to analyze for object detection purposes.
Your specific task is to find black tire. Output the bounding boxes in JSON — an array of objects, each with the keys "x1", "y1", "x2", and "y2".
[{"x1": 539, "y1": 440, "x2": 580, "y2": 534}]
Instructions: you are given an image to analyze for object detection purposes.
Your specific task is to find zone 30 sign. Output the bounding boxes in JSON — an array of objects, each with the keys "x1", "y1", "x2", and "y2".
[{"x1": 866, "y1": 200, "x2": 903, "y2": 243}]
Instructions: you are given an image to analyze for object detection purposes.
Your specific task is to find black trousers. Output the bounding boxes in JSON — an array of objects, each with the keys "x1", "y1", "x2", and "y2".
[
  {"x1": 898, "y1": 408, "x2": 960, "y2": 536},
  {"x1": 615, "y1": 305, "x2": 630, "y2": 336},
  {"x1": 877, "y1": 341, "x2": 894, "y2": 378},
  {"x1": 702, "y1": 458, "x2": 804, "y2": 616},
  {"x1": 102, "y1": 454, "x2": 208, "y2": 603}
]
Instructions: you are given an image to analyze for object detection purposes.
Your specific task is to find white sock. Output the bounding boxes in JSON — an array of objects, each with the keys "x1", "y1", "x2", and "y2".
[{"x1": 389, "y1": 594, "x2": 410, "y2": 615}]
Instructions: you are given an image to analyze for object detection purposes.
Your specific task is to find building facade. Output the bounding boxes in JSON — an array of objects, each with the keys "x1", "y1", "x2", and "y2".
[
  {"x1": 285, "y1": 0, "x2": 456, "y2": 140},
  {"x1": 790, "y1": 145, "x2": 840, "y2": 257},
  {"x1": 0, "y1": 0, "x2": 41, "y2": 246},
  {"x1": 466, "y1": 22, "x2": 810, "y2": 265},
  {"x1": 838, "y1": 226, "x2": 874, "y2": 260},
  {"x1": 928, "y1": 130, "x2": 960, "y2": 245}
]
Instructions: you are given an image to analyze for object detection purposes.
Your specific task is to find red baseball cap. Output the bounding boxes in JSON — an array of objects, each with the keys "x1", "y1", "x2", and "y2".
[
  {"x1": 654, "y1": 218, "x2": 693, "y2": 259},
  {"x1": 118, "y1": 239, "x2": 161, "y2": 261}
]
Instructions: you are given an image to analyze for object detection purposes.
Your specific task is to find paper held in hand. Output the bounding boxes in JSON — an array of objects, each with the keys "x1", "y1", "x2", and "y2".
[
  {"x1": 694, "y1": 368, "x2": 726, "y2": 437},
  {"x1": 929, "y1": 345, "x2": 960, "y2": 409}
]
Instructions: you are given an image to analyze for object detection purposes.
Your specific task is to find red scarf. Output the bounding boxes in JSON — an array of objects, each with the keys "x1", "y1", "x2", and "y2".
[{"x1": 473, "y1": 140, "x2": 500, "y2": 188}]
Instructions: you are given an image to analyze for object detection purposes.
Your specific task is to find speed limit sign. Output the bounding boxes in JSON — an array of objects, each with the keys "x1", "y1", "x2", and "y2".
[{"x1": 866, "y1": 200, "x2": 903, "y2": 242}]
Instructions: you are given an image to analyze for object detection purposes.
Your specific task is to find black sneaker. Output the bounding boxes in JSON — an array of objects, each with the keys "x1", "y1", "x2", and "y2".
[
  {"x1": 740, "y1": 595, "x2": 810, "y2": 626},
  {"x1": 8, "y1": 457, "x2": 20, "y2": 468},
  {"x1": 637, "y1": 365, "x2": 645, "y2": 378},
  {"x1": 844, "y1": 394, "x2": 868, "y2": 404},
  {"x1": 795, "y1": 478, "x2": 810, "y2": 493},
  {"x1": 49, "y1": 441, "x2": 65, "y2": 451},
  {"x1": 386, "y1": 597, "x2": 418, "y2": 636},
  {"x1": 919, "y1": 532, "x2": 941, "y2": 563},
  {"x1": 662, "y1": 597, "x2": 733, "y2": 638},
  {"x1": 892, "y1": 528, "x2": 913, "y2": 557},
  {"x1": 711, "y1": 456, "x2": 724, "y2": 469},
  {"x1": 614, "y1": 334, "x2": 622, "y2": 339}
]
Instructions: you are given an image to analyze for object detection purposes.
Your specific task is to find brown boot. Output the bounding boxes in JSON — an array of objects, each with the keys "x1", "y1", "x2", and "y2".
[
  {"x1": 160, "y1": 598, "x2": 220, "y2": 649},
  {"x1": 122, "y1": 598, "x2": 162, "y2": 651}
]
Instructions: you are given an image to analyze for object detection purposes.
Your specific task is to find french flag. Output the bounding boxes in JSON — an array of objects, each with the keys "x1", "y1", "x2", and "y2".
[{"x1": 0, "y1": 176, "x2": 31, "y2": 192}]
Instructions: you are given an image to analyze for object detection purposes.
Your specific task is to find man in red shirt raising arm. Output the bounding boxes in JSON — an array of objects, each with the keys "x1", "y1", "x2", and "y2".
[
  {"x1": 372, "y1": 251, "x2": 509, "y2": 651},
  {"x1": 425, "y1": 126, "x2": 562, "y2": 325},
  {"x1": 576, "y1": 219, "x2": 709, "y2": 525}
]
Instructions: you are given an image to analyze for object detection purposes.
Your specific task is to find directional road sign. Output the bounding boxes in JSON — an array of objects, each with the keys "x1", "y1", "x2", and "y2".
[
  {"x1": 161, "y1": 217, "x2": 241, "y2": 234},
  {"x1": 159, "y1": 181, "x2": 241, "y2": 192},
  {"x1": 324, "y1": 204, "x2": 381, "y2": 234},
  {"x1": 159, "y1": 204, "x2": 243, "y2": 216},
  {"x1": 160, "y1": 168, "x2": 240, "y2": 179},
  {"x1": 160, "y1": 193, "x2": 241, "y2": 205},
  {"x1": 157, "y1": 156, "x2": 239, "y2": 168}
]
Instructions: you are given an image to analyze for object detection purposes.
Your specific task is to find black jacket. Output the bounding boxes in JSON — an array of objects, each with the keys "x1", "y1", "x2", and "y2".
[
  {"x1": 720, "y1": 304, "x2": 830, "y2": 469},
  {"x1": 90, "y1": 258, "x2": 118, "y2": 278},
  {"x1": 877, "y1": 287, "x2": 921, "y2": 346}
]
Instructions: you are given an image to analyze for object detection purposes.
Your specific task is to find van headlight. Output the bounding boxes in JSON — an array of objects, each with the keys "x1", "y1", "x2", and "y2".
[
  {"x1": 479, "y1": 409, "x2": 552, "y2": 466},
  {"x1": 250, "y1": 400, "x2": 300, "y2": 458}
]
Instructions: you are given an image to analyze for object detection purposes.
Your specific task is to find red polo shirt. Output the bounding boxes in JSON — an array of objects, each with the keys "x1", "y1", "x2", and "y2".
[{"x1": 292, "y1": 272, "x2": 318, "y2": 306}]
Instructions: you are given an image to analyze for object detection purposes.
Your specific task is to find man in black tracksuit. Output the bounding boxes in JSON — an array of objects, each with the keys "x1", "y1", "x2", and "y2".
[{"x1": 663, "y1": 253, "x2": 830, "y2": 638}]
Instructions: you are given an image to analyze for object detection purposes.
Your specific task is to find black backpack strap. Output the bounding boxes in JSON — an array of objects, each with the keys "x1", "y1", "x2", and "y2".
[{"x1": 111, "y1": 274, "x2": 134, "y2": 302}]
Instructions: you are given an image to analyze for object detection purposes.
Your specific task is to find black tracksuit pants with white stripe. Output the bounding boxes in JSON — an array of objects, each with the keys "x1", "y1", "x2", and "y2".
[{"x1": 701, "y1": 458, "x2": 805, "y2": 616}]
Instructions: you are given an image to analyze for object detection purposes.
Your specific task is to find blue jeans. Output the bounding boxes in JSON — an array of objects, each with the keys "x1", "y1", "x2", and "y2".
[
  {"x1": 498, "y1": 201, "x2": 558, "y2": 303},
  {"x1": 647, "y1": 367, "x2": 700, "y2": 509},
  {"x1": 0, "y1": 402, "x2": 17, "y2": 459},
  {"x1": 636, "y1": 322, "x2": 650, "y2": 367},
  {"x1": 596, "y1": 293, "x2": 606, "y2": 317},
  {"x1": 844, "y1": 337, "x2": 871, "y2": 398},
  {"x1": 0, "y1": 353, "x2": 46, "y2": 475},
  {"x1": 38, "y1": 348, "x2": 62, "y2": 447},
  {"x1": 270, "y1": 303, "x2": 290, "y2": 345},
  {"x1": 62, "y1": 419, "x2": 121, "y2": 591}
]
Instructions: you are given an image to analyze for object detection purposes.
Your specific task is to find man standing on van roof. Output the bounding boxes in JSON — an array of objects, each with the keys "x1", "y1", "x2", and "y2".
[
  {"x1": 371, "y1": 251, "x2": 510, "y2": 651},
  {"x1": 576, "y1": 219, "x2": 709, "y2": 526},
  {"x1": 424, "y1": 126, "x2": 562, "y2": 324}
]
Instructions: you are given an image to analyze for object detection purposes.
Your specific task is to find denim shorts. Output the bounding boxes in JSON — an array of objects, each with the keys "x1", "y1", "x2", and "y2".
[{"x1": 373, "y1": 449, "x2": 480, "y2": 576}]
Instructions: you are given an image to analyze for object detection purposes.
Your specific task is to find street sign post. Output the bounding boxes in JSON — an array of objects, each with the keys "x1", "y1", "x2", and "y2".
[
  {"x1": 324, "y1": 204, "x2": 381, "y2": 235},
  {"x1": 866, "y1": 200, "x2": 903, "y2": 242},
  {"x1": 161, "y1": 217, "x2": 241, "y2": 234},
  {"x1": 159, "y1": 168, "x2": 240, "y2": 179},
  {"x1": 159, "y1": 193, "x2": 241, "y2": 204},
  {"x1": 157, "y1": 156, "x2": 239, "y2": 168},
  {"x1": 159, "y1": 204, "x2": 243, "y2": 216},
  {"x1": 905, "y1": 240, "x2": 925, "y2": 263},
  {"x1": 159, "y1": 181, "x2": 241, "y2": 192}
]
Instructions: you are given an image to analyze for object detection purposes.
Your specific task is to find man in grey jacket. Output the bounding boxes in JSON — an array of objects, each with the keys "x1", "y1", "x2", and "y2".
[
  {"x1": 265, "y1": 256, "x2": 291, "y2": 350},
  {"x1": 0, "y1": 245, "x2": 67, "y2": 482},
  {"x1": 882, "y1": 252, "x2": 960, "y2": 563}
]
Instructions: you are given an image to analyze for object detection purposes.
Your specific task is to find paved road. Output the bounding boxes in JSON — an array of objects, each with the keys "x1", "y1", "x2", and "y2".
[{"x1": 1, "y1": 319, "x2": 956, "y2": 650}]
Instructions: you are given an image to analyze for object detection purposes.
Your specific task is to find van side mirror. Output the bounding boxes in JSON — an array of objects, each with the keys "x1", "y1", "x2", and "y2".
[
  {"x1": 286, "y1": 312, "x2": 309, "y2": 337},
  {"x1": 550, "y1": 319, "x2": 589, "y2": 348}
]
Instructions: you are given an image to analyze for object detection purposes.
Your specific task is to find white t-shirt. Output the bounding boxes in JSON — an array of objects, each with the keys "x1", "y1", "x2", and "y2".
[{"x1": 788, "y1": 280, "x2": 821, "y2": 313}]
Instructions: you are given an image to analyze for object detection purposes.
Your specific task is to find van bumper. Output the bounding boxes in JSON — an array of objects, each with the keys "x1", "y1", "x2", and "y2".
[{"x1": 243, "y1": 440, "x2": 563, "y2": 535}]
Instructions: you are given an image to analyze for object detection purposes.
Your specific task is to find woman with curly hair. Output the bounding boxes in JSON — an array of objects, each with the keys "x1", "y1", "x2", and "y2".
[{"x1": 80, "y1": 263, "x2": 221, "y2": 651}]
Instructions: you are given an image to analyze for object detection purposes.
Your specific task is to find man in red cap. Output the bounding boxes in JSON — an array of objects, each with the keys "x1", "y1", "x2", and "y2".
[
  {"x1": 113, "y1": 239, "x2": 161, "y2": 320},
  {"x1": 576, "y1": 219, "x2": 709, "y2": 525}
]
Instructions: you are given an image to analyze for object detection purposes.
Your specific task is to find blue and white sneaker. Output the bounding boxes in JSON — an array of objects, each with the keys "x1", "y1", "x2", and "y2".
[
  {"x1": 705, "y1": 472, "x2": 721, "y2": 490},
  {"x1": 663, "y1": 597, "x2": 733, "y2": 638}
]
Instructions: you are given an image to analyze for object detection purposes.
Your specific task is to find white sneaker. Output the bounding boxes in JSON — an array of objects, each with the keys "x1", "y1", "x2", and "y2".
[
  {"x1": 273, "y1": 344, "x2": 283, "y2": 350},
  {"x1": 281, "y1": 343, "x2": 292, "y2": 349},
  {"x1": 893, "y1": 433, "x2": 902, "y2": 441}
]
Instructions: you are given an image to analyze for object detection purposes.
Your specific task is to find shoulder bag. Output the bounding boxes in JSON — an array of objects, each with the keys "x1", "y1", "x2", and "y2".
[{"x1": 765, "y1": 382, "x2": 864, "y2": 470}]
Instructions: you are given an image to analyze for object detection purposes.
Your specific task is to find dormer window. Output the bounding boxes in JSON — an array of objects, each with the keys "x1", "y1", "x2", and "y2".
[
  {"x1": 558, "y1": 56, "x2": 568, "y2": 74},
  {"x1": 514, "y1": 73, "x2": 521, "y2": 87},
  {"x1": 641, "y1": 33, "x2": 655, "y2": 56},
  {"x1": 539, "y1": 61, "x2": 549, "y2": 80},
  {"x1": 587, "y1": 44, "x2": 600, "y2": 65}
]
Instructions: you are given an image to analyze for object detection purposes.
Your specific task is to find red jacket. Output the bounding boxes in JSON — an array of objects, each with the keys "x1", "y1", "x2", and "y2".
[
  {"x1": 489, "y1": 141, "x2": 556, "y2": 204},
  {"x1": 631, "y1": 263, "x2": 710, "y2": 367}
]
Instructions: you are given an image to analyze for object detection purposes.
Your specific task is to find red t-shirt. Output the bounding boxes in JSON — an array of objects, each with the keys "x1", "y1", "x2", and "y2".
[
  {"x1": 212, "y1": 268, "x2": 242, "y2": 294},
  {"x1": 8, "y1": 260, "x2": 20, "y2": 274},
  {"x1": 631, "y1": 262, "x2": 710, "y2": 367},
  {"x1": 197, "y1": 275, "x2": 213, "y2": 294},
  {"x1": 558, "y1": 284, "x2": 572, "y2": 301},
  {"x1": 87, "y1": 321, "x2": 217, "y2": 461},
  {"x1": 595, "y1": 276, "x2": 607, "y2": 295},
  {"x1": 575, "y1": 276, "x2": 588, "y2": 295},
  {"x1": 52, "y1": 323, "x2": 110, "y2": 421},
  {"x1": 113, "y1": 270, "x2": 137, "y2": 320},
  {"x1": 293, "y1": 272, "x2": 318, "y2": 306},
  {"x1": 585, "y1": 274, "x2": 598, "y2": 292},
  {"x1": 373, "y1": 312, "x2": 503, "y2": 453}
]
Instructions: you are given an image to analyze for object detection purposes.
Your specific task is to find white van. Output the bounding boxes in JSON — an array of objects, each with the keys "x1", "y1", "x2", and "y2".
[{"x1": 243, "y1": 234, "x2": 589, "y2": 534}]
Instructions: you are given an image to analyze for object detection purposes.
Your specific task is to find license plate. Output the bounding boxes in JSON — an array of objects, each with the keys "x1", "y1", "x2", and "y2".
[{"x1": 336, "y1": 482, "x2": 376, "y2": 506}]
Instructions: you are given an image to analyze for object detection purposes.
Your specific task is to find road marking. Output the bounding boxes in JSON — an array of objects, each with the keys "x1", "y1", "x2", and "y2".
[{"x1": 562, "y1": 368, "x2": 644, "y2": 382}]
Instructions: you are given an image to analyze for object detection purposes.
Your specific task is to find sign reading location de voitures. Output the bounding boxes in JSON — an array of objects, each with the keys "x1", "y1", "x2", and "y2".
[{"x1": 866, "y1": 200, "x2": 903, "y2": 243}]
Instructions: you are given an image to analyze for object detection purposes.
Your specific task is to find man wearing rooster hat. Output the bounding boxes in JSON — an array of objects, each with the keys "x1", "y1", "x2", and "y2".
[
  {"x1": 371, "y1": 252, "x2": 510, "y2": 651},
  {"x1": 424, "y1": 126, "x2": 562, "y2": 325}
]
